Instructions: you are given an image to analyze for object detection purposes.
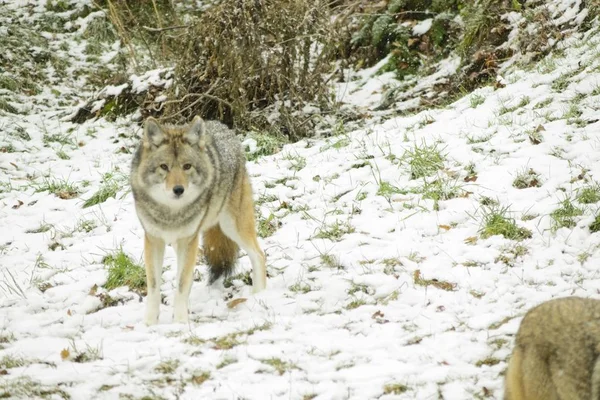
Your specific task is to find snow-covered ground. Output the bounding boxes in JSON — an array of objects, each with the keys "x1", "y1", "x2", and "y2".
[{"x1": 2, "y1": 1, "x2": 600, "y2": 399}]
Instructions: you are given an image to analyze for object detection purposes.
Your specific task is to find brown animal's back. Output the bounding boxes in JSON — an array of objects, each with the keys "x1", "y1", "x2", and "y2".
[{"x1": 506, "y1": 296, "x2": 600, "y2": 400}]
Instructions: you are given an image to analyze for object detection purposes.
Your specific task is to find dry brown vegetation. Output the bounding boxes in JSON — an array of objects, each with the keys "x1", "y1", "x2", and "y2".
[{"x1": 72, "y1": 0, "x2": 600, "y2": 139}]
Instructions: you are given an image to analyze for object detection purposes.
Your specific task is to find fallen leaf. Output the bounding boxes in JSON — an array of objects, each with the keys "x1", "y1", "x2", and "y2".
[
  {"x1": 438, "y1": 225, "x2": 451, "y2": 231},
  {"x1": 227, "y1": 298, "x2": 247, "y2": 309},
  {"x1": 60, "y1": 348, "x2": 70, "y2": 360},
  {"x1": 88, "y1": 284, "x2": 98, "y2": 296},
  {"x1": 464, "y1": 236, "x2": 477, "y2": 244},
  {"x1": 67, "y1": 309, "x2": 72, "y2": 316}
]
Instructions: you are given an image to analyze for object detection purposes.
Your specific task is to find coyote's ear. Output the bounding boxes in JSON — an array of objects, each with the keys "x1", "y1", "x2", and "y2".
[
  {"x1": 185, "y1": 116, "x2": 207, "y2": 149},
  {"x1": 143, "y1": 117, "x2": 165, "y2": 147}
]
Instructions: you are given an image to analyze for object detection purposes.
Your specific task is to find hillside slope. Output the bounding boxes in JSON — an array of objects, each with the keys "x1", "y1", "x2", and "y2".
[{"x1": 2, "y1": 1, "x2": 600, "y2": 399}]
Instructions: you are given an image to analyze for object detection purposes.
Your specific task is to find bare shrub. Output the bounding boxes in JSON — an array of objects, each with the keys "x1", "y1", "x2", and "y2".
[
  {"x1": 94, "y1": 0, "x2": 348, "y2": 140},
  {"x1": 162, "y1": 0, "x2": 340, "y2": 139}
]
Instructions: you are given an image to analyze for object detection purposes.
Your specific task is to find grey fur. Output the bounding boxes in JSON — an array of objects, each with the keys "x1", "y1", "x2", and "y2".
[{"x1": 130, "y1": 118, "x2": 246, "y2": 279}]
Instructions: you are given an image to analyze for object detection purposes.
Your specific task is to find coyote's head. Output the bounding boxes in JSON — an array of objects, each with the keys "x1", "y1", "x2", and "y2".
[{"x1": 134, "y1": 116, "x2": 214, "y2": 206}]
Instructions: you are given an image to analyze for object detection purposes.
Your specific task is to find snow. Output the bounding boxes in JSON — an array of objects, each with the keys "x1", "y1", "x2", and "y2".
[
  {"x1": 2, "y1": 1, "x2": 600, "y2": 400},
  {"x1": 412, "y1": 19, "x2": 432, "y2": 36}
]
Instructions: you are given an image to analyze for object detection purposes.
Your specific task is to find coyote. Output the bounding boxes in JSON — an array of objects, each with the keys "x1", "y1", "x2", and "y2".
[
  {"x1": 504, "y1": 296, "x2": 600, "y2": 400},
  {"x1": 130, "y1": 116, "x2": 266, "y2": 325}
]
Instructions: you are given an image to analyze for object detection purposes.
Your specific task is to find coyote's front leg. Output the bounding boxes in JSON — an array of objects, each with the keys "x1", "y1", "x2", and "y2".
[
  {"x1": 144, "y1": 234, "x2": 165, "y2": 325},
  {"x1": 173, "y1": 234, "x2": 199, "y2": 323}
]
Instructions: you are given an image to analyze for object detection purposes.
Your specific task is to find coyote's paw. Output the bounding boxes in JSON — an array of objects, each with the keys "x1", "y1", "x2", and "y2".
[
  {"x1": 173, "y1": 312, "x2": 189, "y2": 324},
  {"x1": 252, "y1": 279, "x2": 266, "y2": 294},
  {"x1": 144, "y1": 311, "x2": 159, "y2": 326},
  {"x1": 173, "y1": 304, "x2": 189, "y2": 324}
]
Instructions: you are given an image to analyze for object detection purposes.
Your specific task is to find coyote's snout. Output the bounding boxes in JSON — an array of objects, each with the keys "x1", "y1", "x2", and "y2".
[{"x1": 130, "y1": 116, "x2": 267, "y2": 325}]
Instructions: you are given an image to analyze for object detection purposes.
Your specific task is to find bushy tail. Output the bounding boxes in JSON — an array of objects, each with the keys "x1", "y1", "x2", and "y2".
[{"x1": 203, "y1": 224, "x2": 239, "y2": 284}]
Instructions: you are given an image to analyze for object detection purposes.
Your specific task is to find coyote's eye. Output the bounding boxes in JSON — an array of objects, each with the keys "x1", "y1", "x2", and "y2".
[
  {"x1": 183, "y1": 164, "x2": 192, "y2": 170},
  {"x1": 160, "y1": 164, "x2": 169, "y2": 171}
]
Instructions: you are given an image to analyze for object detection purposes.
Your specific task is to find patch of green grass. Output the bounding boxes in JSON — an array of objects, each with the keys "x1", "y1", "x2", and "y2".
[
  {"x1": 190, "y1": 371, "x2": 211, "y2": 385},
  {"x1": 346, "y1": 298, "x2": 367, "y2": 309},
  {"x1": 56, "y1": 149, "x2": 70, "y2": 160},
  {"x1": 223, "y1": 271, "x2": 252, "y2": 288},
  {"x1": 185, "y1": 323, "x2": 271, "y2": 350},
  {"x1": 83, "y1": 174, "x2": 125, "y2": 208},
  {"x1": 0, "y1": 354, "x2": 27, "y2": 369},
  {"x1": 421, "y1": 177, "x2": 466, "y2": 211},
  {"x1": 466, "y1": 133, "x2": 493, "y2": 144},
  {"x1": 402, "y1": 141, "x2": 446, "y2": 179},
  {"x1": 413, "y1": 269, "x2": 456, "y2": 291},
  {"x1": 314, "y1": 220, "x2": 355, "y2": 241},
  {"x1": 102, "y1": 248, "x2": 146, "y2": 294},
  {"x1": 517, "y1": 96, "x2": 530, "y2": 108},
  {"x1": 376, "y1": 181, "x2": 403, "y2": 197},
  {"x1": 537, "y1": 57, "x2": 557, "y2": 74},
  {"x1": 479, "y1": 205, "x2": 532, "y2": 241},
  {"x1": 549, "y1": 146, "x2": 566, "y2": 159},
  {"x1": 552, "y1": 70, "x2": 578, "y2": 92},
  {"x1": 283, "y1": 153, "x2": 306, "y2": 171},
  {"x1": 256, "y1": 193, "x2": 278, "y2": 205},
  {"x1": 245, "y1": 132, "x2": 287, "y2": 161},
  {"x1": 590, "y1": 214, "x2": 600, "y2": 233},
  {"x1": 527, "y1": 128, "x2": 543, "y2": 144},
  {"x1": 469, "y1": 93, "x2": 485, "y2": 108},
  {"x1": 25, "y1": 222, "x2": 53, "y2": 234},
  {"x1": 578, "y1": 251, "x2": 591, "y2": 264},
  {"x1": 475, "y1": 356, "x2": 502, "y2": 367},
  {"x1": 0, "y1": 143, "x2": 15, "y2": 153},
  {"x1": 498, "y1": 96, "x2": 530, "y2": 115},
  {"x1": 512, "y1": 168, "x2": 542, "y2": 189},
  {"x1": 533, "y1": 97, "x2": 553, "y2": 109},
  {"x1": 216, "y1": 357, "x2": 237, "y2": 369},
  {"x1": 577, "y1": 182, "x2": 600, "y2": 204},
  {"x1": 320, "y1": 253, "x2": 343, "y2": 269},
  {"x1": 62, "y1": 338, "x2": 103, "y2": 363},
  {"x1": 154, "y1": 359, "x2": 180, "y2": 374},
  {"x1": 0, "y1": 376, "x2": 69, "y2": 399},
  {"x1": 82, "y1": 14, "x2": 118, "y2": 43},
  {"x1": 34, "y1": 177, "x2": 79, "y2": 199},
  {"x1": 550, "y1": 198, "x2": 583, "y2": 231},
  {"x1": 382, "y1": 257, "x2": 402, "y2": 275},
  {"x1": 383, "y1": 383, "x2": 409, "y2": 395},
  {"x1": 257, "y1": 213, "x2": 278, "y2": 238},
  {"x1": 355, "y1": 191, "x2": 368, "y2": 201},
  {"x1": 289, "y1": 281, "x2": 312, "y2": 294},
  {"x1": 347, "y1": 282, "x2": 373, "y2": 296},
  {"x1": 563, "y1": 103, "x2": 583, "y2": 125},
  {"x1": 45, "y1": 0, "x2": 71, "y2": 12},
  {"x1": 212, "y1": 334, "x2": 243, "y2": 350},
  {"x1": 259, "y1": 358, "x2": 300, "y2": 375},
  {"x1": 322, "y1": 135, "x2": 351, "y2": 151},
  {"x1": 0, "y1": 332, "x2": 15, "y2": 348},
  {"x1": 0, "y1": 98, "x2": 19, "y2": 114},
  {"x1": 76, "y1": 219, "x2": 97, "y2": 233},
  {"x1": 43, "y1": 132, "x2": 76, "y2": 147}
]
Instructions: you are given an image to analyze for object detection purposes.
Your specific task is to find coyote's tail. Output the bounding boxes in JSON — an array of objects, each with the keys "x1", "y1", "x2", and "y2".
[{"x1": 203, "y1": 224, "x2": 239, "y2": 284}]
